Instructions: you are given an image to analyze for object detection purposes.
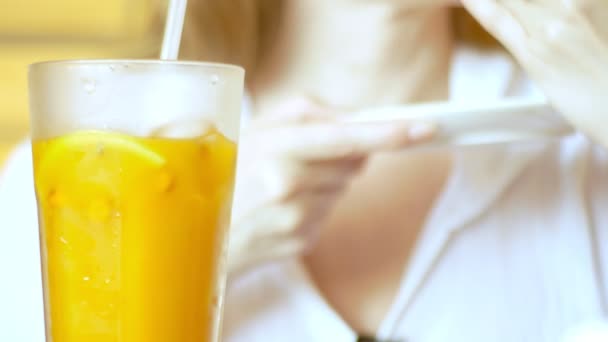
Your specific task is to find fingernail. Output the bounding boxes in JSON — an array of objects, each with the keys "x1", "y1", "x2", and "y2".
[{"x1": 408, "y1": 123, "x2": 436, "y2": 140}]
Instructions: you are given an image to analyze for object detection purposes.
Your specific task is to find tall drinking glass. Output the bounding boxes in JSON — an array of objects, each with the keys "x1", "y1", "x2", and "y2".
[{"x1": 28, "y1": 60, "x2": 244, "y2": 342}]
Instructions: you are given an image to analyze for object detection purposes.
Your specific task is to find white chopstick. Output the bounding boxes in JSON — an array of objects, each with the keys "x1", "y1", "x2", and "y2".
[
  {"x1": 346, "y1": 97, "x2": 574, "y2": 146},
  {"x1": 348, "y1": 97, "x2": 548, "y2": 122}
]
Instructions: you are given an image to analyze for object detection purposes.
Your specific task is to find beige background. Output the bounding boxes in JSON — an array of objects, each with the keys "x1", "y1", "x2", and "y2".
[{"x1": 0, "y1": 0, "x2": 163, "y2": 165}]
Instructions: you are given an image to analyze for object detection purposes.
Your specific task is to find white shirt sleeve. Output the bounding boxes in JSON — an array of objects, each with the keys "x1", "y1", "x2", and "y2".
[{"x1": 0, "y1": 141, "x2": 46, "y2": 341}]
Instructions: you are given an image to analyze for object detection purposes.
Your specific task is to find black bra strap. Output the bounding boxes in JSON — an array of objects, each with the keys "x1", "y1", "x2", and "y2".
[{"x1": 356, "y1": 336, "x2": 405, "y2": 342}]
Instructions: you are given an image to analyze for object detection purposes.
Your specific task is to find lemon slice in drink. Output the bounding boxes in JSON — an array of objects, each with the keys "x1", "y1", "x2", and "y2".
[
  {"x1": 34, "y1": 130, "x2": 166, "y2": 198},
  {"x1": 39, "y1": 130, "x2": 165, "y2": 168}
]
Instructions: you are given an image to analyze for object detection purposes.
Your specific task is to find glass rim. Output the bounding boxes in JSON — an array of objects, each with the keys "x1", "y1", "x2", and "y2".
[{"x1": 29, "y1": 58, "x2": 245, "y2": 73}]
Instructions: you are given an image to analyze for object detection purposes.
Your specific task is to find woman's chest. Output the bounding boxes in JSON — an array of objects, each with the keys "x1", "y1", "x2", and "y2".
[
  {"x1": 225, "y1": 144, "x2": 608, "y2": 341},
  {"x1": 302, "y1": 152, "x2": 452, "y2": 335},
  {"x1": 225, "y1": 210, "x2": 606, "y2": 342},
  {"x1": 389, "y1": 161, "x2": 606, "y2": 341}
]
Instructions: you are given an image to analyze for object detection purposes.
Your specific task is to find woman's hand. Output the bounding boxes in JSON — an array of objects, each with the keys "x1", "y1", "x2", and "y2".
[
  {"x1": 227, "y1": 99, "x2": 435, "y2": 276},
  {"x1": 462, "y1": 0, "x2": 608, "y2": 146}
]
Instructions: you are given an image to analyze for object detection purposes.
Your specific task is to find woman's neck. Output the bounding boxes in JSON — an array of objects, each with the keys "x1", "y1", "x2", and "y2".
[
  {"x1": 250, "y1": 1, "x2": 454, "y2": 111},
  {"x1": 248, "y1": 2, "x2": 457, "y2": 334}
]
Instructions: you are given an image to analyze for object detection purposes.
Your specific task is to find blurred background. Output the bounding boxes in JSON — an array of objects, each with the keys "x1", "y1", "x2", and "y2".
[{"x1": 0, "y1": 0, "x2": 166, "y2": 166}]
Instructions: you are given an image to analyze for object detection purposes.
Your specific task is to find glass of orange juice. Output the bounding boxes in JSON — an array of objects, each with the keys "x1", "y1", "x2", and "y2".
[{"x1": 28, "y1": 60, "x2": 244, "y2": 342}]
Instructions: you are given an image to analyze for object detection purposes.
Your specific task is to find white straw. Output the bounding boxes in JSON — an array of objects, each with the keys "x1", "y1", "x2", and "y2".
[{"x1": 161, "y1": 0, "x2": 188, "y2": 60}]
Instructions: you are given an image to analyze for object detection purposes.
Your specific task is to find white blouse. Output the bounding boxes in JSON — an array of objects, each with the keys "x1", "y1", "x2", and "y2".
[
  {"x1": 222, "y1": 48, "x2": 608, "y2": 342},
  {"x1": 1, "y1": 47, "x2": 607, "y2": 342}
]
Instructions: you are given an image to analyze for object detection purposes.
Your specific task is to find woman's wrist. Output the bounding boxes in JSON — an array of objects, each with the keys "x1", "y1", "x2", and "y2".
[{"x1": 227, "y1": 219, "x2": 305, "y2": 278}]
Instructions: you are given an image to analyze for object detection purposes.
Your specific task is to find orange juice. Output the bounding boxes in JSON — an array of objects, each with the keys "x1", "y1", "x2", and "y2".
[{"x1": 32, "y1": 128, "x2": 237, "y2": 341}]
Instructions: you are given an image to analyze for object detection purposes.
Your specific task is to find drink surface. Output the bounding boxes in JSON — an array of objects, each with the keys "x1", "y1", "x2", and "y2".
[{"x1": 32, "y1": 128, "x2": 237, "y2": 341}]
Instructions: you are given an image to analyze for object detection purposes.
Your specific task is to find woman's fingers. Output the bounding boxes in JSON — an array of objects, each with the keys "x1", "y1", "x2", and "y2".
[
  {"x1": 461, "y1": 0, "x2": 608, "y2": 84},
  {"x1": 262, "y1": 118, "x2": 434, "y2": 200},
  {"x1": 287, "y1": 157, "x2": 366, "y2": 196},
  {"x1": 232, "y1": 191, "x2": 337, "y2": 257},
  {"x1": 461, "y1": 0, "x2": 528, "y2": 53},
  {"x1": 240, "y1": 117, "x2": 436, "y2": 204},
  {"x1": 232, "y1": 104, "x2": 435, "y2": 267},
  {"x1": 253, "y1": 156, "x2": 364, "y2": 203},
  {"x1": 256, "y1": 97, "x2": 333, "y2": 124},
  {"x1": 250, "y1": 96, "x2": 436, "y2": 161},
  {"x1": 462, "y1": 0, "x2": 608, "y2": 145},
  {"x1": 272, "y1": 121, "x2": 436, "y2": 161},
  {"x1": 463, "y1": 0, "x2": 608, "y2": 83},
  {"x1": 462, "y1": 0, "x2": 608, "y2": 57}
]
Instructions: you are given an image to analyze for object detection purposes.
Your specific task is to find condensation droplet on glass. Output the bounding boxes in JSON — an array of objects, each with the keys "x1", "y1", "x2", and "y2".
[
  {"x1": 104, "y1": 278, "x2": 112, "y2": 285},
  {"x1": 59, "y1": 236, "x2": 68, "y2": 245},
  {"x1": 157, "y1": 171, "x2": 175, "y2": 193},
  {"x1": 96, "y1": 143, "x2": 105, "y2": 156},
  {"x1": 108, "y1": 65, "x2": 116, "y2": 72},
  {"x1": 112, "y1": 210, "x2": 122, "y2": 222},
  {"x1": 211, "y1": 75, "x2": 219, "y2": 85},
  {"x1": 83, "y1": 276, "x2": 91, "y2": 282},
  {"x1": 48, "y1": 189, "x2": 65, "y2": 207},
  {"x1": 112, "y1": 210, "x2": 121, "y2": 218},
  {"x1": 82, "y1": 79, "x2": 97, "y2": 94}
]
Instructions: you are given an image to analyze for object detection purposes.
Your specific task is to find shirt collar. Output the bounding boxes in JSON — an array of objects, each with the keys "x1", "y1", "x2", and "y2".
[{"x1": 378, "y1": 46, "x2": 550, "y2": 339}]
